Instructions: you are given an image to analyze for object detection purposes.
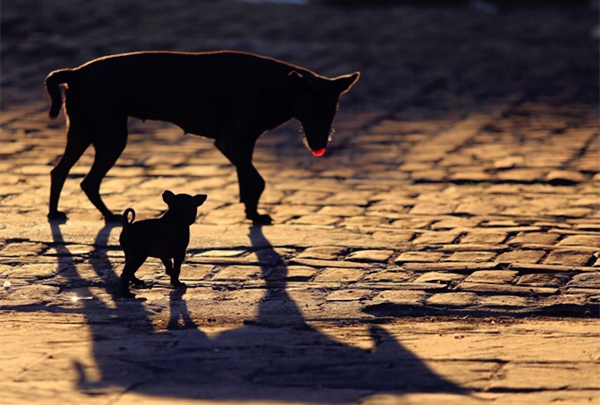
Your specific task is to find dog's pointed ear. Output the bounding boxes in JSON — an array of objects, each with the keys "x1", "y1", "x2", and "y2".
[
  {"x1": 162, "y1": 190, "x2": 175, "y2": 204},
  {"x1": 193, "y1": 194, "x2": 207, "y2": 207},
  {"x1": 288, "y1": 71, "x2": 305, "y2": 90},
  {"x1": 333, "y1": 72, "x2": 360, "y2": 94}
]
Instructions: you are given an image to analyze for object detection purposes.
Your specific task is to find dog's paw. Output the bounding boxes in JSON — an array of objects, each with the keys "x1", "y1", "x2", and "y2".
[
  {"x1": 172, "y1": 281, "x2": 187, "y2": 288},
  {"x1": 48, "y1": 211, "x2": 68, "y2": 221},
  {"x1": 122, "y1": 290, "x2": 136, "y2": 299},
  {"x1": 251, "y1": 214, "x2": 273, "y2": 226},
  {"x1": 131, "y1": 277, "x2": 147, "y2": 288}
]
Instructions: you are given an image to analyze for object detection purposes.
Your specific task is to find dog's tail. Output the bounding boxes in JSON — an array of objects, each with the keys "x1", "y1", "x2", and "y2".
[
  {"x1": 45, "y1": 69, "x2": 75, "y2": 119},
  {"x1": 122, "y1": 208, "x2": 135, "y2": 227}
]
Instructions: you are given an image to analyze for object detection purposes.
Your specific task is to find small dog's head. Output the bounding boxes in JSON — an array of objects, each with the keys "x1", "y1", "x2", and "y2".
[
  {"x1": 162, "y1": 190, "x2": 207, "y2": 225},
  {"x1": 289, "y1": 70, "x2": 360, "y2": 157}
]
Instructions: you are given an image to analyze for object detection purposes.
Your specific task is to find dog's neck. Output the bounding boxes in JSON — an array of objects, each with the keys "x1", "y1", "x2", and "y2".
[{"x1": 161, "y1": 209, "x2": 195, "y2": 226}]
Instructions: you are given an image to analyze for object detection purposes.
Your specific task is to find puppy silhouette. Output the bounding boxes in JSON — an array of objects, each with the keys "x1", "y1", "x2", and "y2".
[{"x1": 119, "y1": 190, "x2": 207, "y2": 298}]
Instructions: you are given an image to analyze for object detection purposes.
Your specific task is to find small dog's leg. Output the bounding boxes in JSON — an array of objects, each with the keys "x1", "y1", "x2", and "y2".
[
  {"x1": 49, "y1": 124, "x2": 91, "y2": 220},
  {"x1": 170, "y1": 253, "x2": 186, "y2": 288},
  {"x1": 80, "y1": 123, "x2": 127, "y2": 222},
  {"x1": 121, "y1": 255, "x2": 146, "y2": 298}
]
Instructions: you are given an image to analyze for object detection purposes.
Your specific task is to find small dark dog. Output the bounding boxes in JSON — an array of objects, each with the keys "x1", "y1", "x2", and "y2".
[
  {"x1": 119, "y1": 190, "x2": 207, "y2": 298},
  {"x1": 45, "y1": 51, "x2": 359, "y2": 224}
]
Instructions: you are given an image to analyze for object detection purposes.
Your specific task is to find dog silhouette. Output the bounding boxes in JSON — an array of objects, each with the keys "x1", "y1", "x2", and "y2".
[
  {"x1": 45, "y1": 51, "x2": 359, "y2": 224},
  {"x1": 119, "y1": 190, "x2": 207, "y2": 298}
]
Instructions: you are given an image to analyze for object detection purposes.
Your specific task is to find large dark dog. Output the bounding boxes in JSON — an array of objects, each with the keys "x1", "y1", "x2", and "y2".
[{"x1": 45, "y1": 51, "x2": 359, "y2": 224}]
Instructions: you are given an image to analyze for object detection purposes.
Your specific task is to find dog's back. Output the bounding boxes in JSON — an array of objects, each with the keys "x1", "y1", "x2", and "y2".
[
  {"x1": 120, "y1": 211, "x2": 186, "y2": 259},
  {"x1": 52, "y1": 51, "x2": 306, "y2": 137}
]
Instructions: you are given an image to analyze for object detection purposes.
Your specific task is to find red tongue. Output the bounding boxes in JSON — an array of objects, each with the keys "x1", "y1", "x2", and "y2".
[{"x1": 312, "y1": 148, "x2": 326, "y2": 157}]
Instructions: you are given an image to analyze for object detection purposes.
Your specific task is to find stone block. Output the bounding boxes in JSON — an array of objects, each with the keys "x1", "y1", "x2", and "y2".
[
  {"x1": 567, "y1": 273, "x2": 600, "y2": 288},
  {"x1": 412, "y1": 231, "x2": 461, "y2": 244},
  {"x1": 409, "y1": 203, "x2": 456, "y2": 215},
  {"x1": 444, "y1": 251, "x2": 497, "y2": 263},
  {"x1": 289, "y1": 215, "x2": 340, "y2": 226},
  {"x1": 517, "y1": 273, "x2": 567, "y2": 288},
  {"x1": 0, "y1": 242, "x2": 48, "y2": 257},
  {"x1": 413, "y1": 272, "x2": 466, "y2": 283},
  {"x1": 297, "y1": 246, "x2": 347, "y2": 260},
  {"x1": 403, "y1": 262, "x2": 498, "y2": 272},
  {"x1": 315, "y1": 205, "x2": 365, "y2": 217},
  {"x1": 545, "y1": 170, "x2": 587, "y2": 184},
  {"x1": 364, "y1": 271, "x2": 412, "y2": 282},
  {"x1": 410, "y1": 170, "x2": 447, "y2": 182},
  {"x1": 314, "y1": 268, "x2": 365, "y2": 282},
  {"x1": 544, "y1": 249, "x2": 593, "y2": 266},
  {"x1": 291, "y1": 258, "x2": 371, "y2": 269},
  {"x1": 346, "y1": 249, "x2": 394, "y2": 263},
  {"x1": 496, "y1": 169, "x2": 545, "y2": 182},
  {"x1": 464, "y1": 270, "x2": 518, "y2": 284},
  {"x1": 487, "y1": 363, "x2": 600, "y2": 390},
  {"x1": 496, "y1": 250, "x2": 546, "y2": 264},
  {"x1": 461, "y1": 232, "x2": 507, "y2": 244},
  {"x1": 508, "y1": 232, "x2": 560, "y2": 245},
  {"x1": 395, "y1": 251, "x2": 444, "y2": 263},
  {"x1": 455, "y1": 282, "x2": 557, "y2": 296},
  {"x1": 326, "y1": 289, "x2": 369, "y2": 301},
  {"x1": 371, "y1": 290, "x2": 428, "y2": 305},
  {"x1": 371, "y1": 231, "x2": 415, "y2": 243},
  {"x1": 448, "y1": 171, "x2": 493, "y2": 182},
  {"x1": 478, "y1": 295, "x2": 532, "y2": 307},
  {"x1": 426, "y1": 292, "x2": 479, "y2": 307},
  {"x1": 558, "y1": 235, "x2": 600, "y2": 248},
  {"x1": 212, "y1": 265, "x2": 262, "y2": 281}
]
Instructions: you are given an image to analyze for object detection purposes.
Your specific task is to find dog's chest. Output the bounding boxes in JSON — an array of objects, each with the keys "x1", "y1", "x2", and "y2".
[{"x1": 146, "y1": 225, "x2": 190, "y2": 258}]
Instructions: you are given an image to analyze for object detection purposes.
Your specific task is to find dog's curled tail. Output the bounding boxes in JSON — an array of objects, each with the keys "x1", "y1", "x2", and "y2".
[
  {"x1": 45, "y1": 69, "x2": 74, "y2": 119},
  {"x1": 123, "y1": 208, "x2": 136, "y2": 227}
]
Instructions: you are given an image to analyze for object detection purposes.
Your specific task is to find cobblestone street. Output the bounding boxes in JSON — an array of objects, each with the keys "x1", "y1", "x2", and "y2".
[{"x1": 1, "y1": 1, "x2": 599, "y2": 404}]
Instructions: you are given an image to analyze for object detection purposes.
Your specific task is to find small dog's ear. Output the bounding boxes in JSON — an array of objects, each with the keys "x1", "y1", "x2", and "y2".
[
  {"x1": 193, "y1": 194, "x2": 207, "y2": 207},
  {"x1": 333, "y1": 72, "x2": 360, "y2": 94},
  {"x1": 162, "y1": 190, "x2": 175, "y2": 204}
]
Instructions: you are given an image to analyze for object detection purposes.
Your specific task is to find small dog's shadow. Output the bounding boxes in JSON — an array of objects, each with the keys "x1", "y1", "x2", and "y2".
[{"x1": 46, "y1": 221, "x2": 467, "y2": 403}]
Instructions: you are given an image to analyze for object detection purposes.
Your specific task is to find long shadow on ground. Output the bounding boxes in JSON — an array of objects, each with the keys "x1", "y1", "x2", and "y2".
[{"x1": 42, "y1": 222, "x2": 466, "y2": 403}]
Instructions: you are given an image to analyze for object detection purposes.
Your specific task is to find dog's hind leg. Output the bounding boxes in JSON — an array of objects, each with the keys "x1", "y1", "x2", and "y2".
[
  {"x1": 81, "y1": 118, "x2": 128, "y2": 222},
  {"x1": 49, "y1": 123, "x2": 91, "y2": 220},
  {"x1": 121, "y1": 254, "x2": 146, "y2": 298}
]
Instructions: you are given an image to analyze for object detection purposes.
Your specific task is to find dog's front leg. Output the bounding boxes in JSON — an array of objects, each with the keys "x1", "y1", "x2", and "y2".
[
  {"x1": 215, "y1": 136, "x2": 272, "y2": 225},
  {"x1": 170, "y1": 253, "x2": 186, "y2": 288},
  {"x1": 161, "y1": 258, "x2": 174, "y2": 276}
]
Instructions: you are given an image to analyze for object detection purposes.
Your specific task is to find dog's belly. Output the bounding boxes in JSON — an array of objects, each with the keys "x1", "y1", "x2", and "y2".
[
  {"x1": 130, "y1": 111, "x2": 222, "y2": 139},
  {"x1": 147, "y1": 243, "x2": 186, "y2": 259}
]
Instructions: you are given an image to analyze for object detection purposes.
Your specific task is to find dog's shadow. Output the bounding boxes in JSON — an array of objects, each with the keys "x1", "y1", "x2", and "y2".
[{"x1": 49, "y1": 222, "x2": 466, "y2": 403}]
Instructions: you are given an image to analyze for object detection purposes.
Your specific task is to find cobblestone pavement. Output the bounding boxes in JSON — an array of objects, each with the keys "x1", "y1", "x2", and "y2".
[{"x1": 1, "y1": 1, "x2": 599, "y2": 404}]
